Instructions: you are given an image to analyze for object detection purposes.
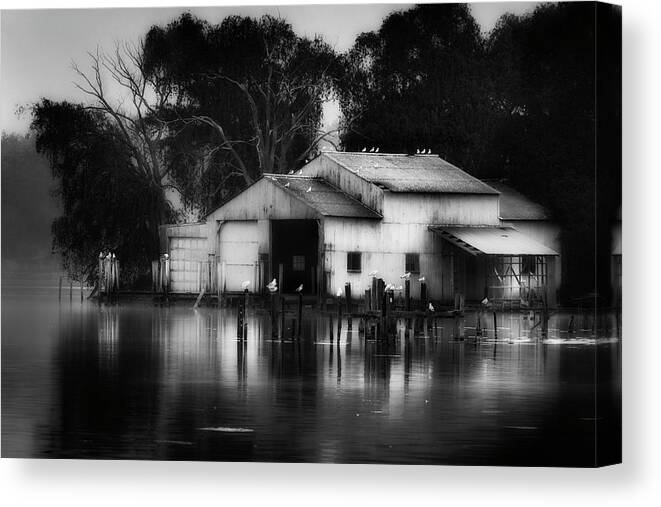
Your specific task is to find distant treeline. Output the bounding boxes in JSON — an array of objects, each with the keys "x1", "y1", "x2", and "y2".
[{"x1": 23, "y1": 2, "x2": 620, "y2": 299}]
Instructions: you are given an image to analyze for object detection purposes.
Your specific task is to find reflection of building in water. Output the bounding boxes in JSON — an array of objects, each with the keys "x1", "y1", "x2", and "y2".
[{"x1": 98, "y1": 306, "x2": 119, "y2": 373}]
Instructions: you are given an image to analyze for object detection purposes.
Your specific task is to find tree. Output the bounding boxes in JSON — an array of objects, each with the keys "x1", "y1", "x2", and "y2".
[
  {"x1": 487, "y1": 2, "x2": 621, "y2": 300},
  {"x1": 30, "y1": 99, "x2": 173, "y2": 285},
  {"x1": 142, "y1": 13, "x2": 342, "y2": 214},
  {"x1": 336, "y1": 4, "x2": 497, "y2": 176}
]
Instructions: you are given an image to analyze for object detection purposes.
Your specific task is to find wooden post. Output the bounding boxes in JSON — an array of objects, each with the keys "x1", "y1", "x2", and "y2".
[
  {"x1": 405, "y1": 279, "x2": 411, "y2": 311},
  {"x1": 271, "y1": 293, "x2": 278, "y2": 339},
  {"x1": 97, "y1": 253, "x2": 103, "y2": 306},
  {"x1": 297, "y1": 292, "x2": 303, "y2": 340},
  {"x1": 278, "y1": 263, "x2": 284, "y2": 294},
  {"x1": 365, "y1": 288, "x2": 371, "y2": 314},
  {"x1": 80, "y1": 280, "x2": 84, "y2": 303},
  {"x1": 280, "y1": 295, "x2": 285, "y2": 341},
  {"x1": 237, "y1": 294, "x2": 244, "y2": 340},
  {"x1": 476, "y1": 311, "x2": 482, "y2": 337},
  {"x1": 420, "y1": 281, "x2": 427, "y2": 311},
  {"x1": 345, "y1": 283, "x2": 352, "y2": 331},
  {"x1": 376, "y1": 278, "x2": 385, "y2": 312},
  {"x1": 568, "y1": 315, "x2": 575, "y2": 334},
  {"x1": 328, "y1": 312, "x2": 334, "y2": 341},
  {"x1": 69, "y1": 280, "x2": 73, "y2": 303},
  {"x1": 337, "y1": 296, "x2": 342, "y2": 342},
  {"x1": 58, "y1": 276, "x2": 63, "y2": 304},
  {"x1": 371, "y1": 277, "x2": 378, "y2": 311},
  {"x1": 493, "y1": 311, "x2": 498, "y2": 340}
]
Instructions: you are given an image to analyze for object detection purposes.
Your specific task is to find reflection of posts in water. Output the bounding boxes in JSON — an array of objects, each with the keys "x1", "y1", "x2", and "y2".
[
  {"x1": 336, "y1": 297, "x2": 342, "y2": 343},
  {"x1": 297, "y1": 293, "x2": 303, "y2": 340},
  {"x1": 493, "y1": 312, "x2": 498, "y2": 340}
]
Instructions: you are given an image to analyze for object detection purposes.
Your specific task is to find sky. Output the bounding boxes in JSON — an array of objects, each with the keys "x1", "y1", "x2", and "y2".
[{"x1": 0, "y1": 1, "x2": 540, "y2": 134}]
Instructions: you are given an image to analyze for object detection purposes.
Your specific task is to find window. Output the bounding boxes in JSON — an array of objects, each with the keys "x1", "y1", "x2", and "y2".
[
  {"x1": 347, "y1": 251, "x2": 362, "y2": 272},
  {"x1": 521, "y1": 255, "x2": 536, "y2": 275},
  {"x1": 405, "y1": 253, "x2": 420, "y2": 273},
  {"x1": 292, "y1": 255, "x2": 305, "y2": 272}
]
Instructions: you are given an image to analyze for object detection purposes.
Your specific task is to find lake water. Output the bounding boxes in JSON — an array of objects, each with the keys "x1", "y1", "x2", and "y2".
[{"x1": 1, "y1": 291, "x2": 621, "y2": 466}]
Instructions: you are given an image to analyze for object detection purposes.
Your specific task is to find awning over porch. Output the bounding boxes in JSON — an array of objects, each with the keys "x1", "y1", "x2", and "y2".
[{"x1": 429, "y1": 226, "x2": 559, "y2": 256}]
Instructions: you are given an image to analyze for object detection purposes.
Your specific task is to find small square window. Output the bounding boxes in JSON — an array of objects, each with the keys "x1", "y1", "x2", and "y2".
[
  {"x1": 405, "y1": 253, "x2": 420, "y2": 273},
  {"x1": 292, "y1": 255, "x2": 305, "y2": 272},
  {"x1": 521, "y1": 255, "x2": 536, "y2": 275},
  {"x1": 347, "y1": 252, "x2": 361, "y2": 272}
]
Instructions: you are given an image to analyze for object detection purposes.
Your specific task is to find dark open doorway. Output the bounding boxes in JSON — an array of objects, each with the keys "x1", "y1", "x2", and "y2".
[{"x1": 271, "y1": 219, "x2": 319, "y2": 294}]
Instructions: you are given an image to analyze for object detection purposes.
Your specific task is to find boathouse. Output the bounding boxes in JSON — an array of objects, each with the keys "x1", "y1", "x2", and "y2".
[{"x1": 160, "y1": 152, "x2": 560, "y2": 306}]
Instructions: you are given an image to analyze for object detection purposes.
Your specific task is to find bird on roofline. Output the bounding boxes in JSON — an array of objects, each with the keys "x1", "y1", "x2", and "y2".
[
  {"x1": 266, "y1": 279, "x2": 278, "y2": 292},
  {"x1": 362, "y1": 147, "x2": 367, "y2": 152},
  {"x1": 428, "y1": 302, "x2": 435, "y2": 312},
  {"x1": 241, "y1": 280, "x2": 251, "y2": 290},
  {"x1": 375, "y1": 147, "x2": 380, "y2": 153},
  {"x1": 284, "y1": 182, "x2": 290, "y2": 188},
  {"x1": 418, "y1": 276, "x2": 425, "y2": 282},
  {"x1": 368, "y1": 270, "x2": 378, "y2": 277},
  {"x1": 296, "y1": 284, "x2": 303, "y2": 293},
  {"x1": 400, "y1": 272, "x2": 411, "y2": 280},
  {"x1": 369, "y1": 147, "x2": 375, "y2": 152},
  {"x1": 306, "y1": 186, "x2": 312, "y2": 193},
  {"x1": 336, "y1": 288, "x2": 343, "y2": 298}
]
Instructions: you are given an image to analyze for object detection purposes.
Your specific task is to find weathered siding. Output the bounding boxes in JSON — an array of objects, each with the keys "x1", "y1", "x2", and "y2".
[
  {"x1": 383, "y1": 193, "x2": 500, "y2": 225},
  {"x1": 322, "y1": 218, "x2": 454, "y2": 300},
  {"x1": 301, "y1": 155, "x2": 384, "y2": 214}
]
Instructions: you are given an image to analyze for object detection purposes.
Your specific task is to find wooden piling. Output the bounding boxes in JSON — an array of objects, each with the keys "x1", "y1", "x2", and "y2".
[
  {"x1": 337, "y1": 297, "x2": 342, "y2": 342},
  {"x1": 270, "y1": 293, "x2": 278, "y2": 339},
  {"x1": 297, "y1": 292, "x2": 303, "y2": 340},
  {"x1": 420, "y1": 281, "x2": 427, "y2": 311},
  {"x1": 69, "y1": 280, "x2": 73, "y2": 303},
  {"x1": 365, "y1": 288, "x2": 371, "y2": 313},
  {"x1": 405, "y1": 279, "x2": 411, "y2": 311},
  {"x1": 280, "y1": 295, "x2": 286, "y2": 341},
  {"x1": 80, "y1": 280, "x2": 84, "y2": 303},
  {"x1": 58, "y1": 276, "x2": 62, "y2": 303},
  {"x1": 493, "y1": 311, "x2": 498, "y2": 340}
]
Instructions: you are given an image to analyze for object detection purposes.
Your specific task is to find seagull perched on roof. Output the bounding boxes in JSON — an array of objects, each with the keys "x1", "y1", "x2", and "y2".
[
  {"x1": 336, "y1": 288, "x2": 343, "y2": 298},
  {"x1": 416, "y1": 148, "x2": 420, "y2": 154},
  {"x1": 297, "y1": 169, "x2": 302, "y2": 174},
  {"x1": 266, "y1": 279, "x2": 278, "y2": 292},
  {"x1": 362, "y1": 147, "x2": 367, "y2": 152},
  {"x1": 400, "y1": 272, "x2": 411, "y2": 280},
  {"x1": 306, "y1": 186, "x2": 312, "y2": 193},
  {"x1": 375, "y1": 147, "x2": 380, "y2": 153},
  {"x1": 481, "y1": 297, "x2": 489, "y2": 306},
  {"x1": 241, "y1": 280, "x2": 251, "y2": 290},
  {"x1": 427, "y1": 148, "x2": 432, "y2": 154},
  {"x1": 418, "y1": 276, "x2": 425, "y2": 282},
  {"x1": 368, "y1": 270, "x2": 378, "y2": 277},
  {"x1": 428, "y1": 302, "x2": 435, "y2": 312},
  {"x1": 284, "y1": 182, "x2": 290, "y2": 187},
  {"x1": 369, "y1": 147, "x2": 375, "y2": 152},
  {"x1": 295, "y1": 284, "x2": 303, "y2": 293},
  {"x1": 288, "y1": 170, "x2": 294, "y2": 174}
]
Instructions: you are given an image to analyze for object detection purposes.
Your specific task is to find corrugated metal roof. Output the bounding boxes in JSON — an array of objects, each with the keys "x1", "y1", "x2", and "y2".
[
  {"x1": 265, "y1": 174, "x2": 381, "y2": 219},
  {"x1": 430, "y1": 226, "x2": 559, "y2": 256},
  {"x1": 321, "y1": 152, "x2": 498, "y2": 194},
  {"x1": 485, "y1": 181, "x2": 550, "y2": 220}
]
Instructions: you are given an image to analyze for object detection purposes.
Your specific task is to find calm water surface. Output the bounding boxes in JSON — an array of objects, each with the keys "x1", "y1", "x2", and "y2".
[{"x1": 2, "y1": 292, "x2": 621, "y2": 465}]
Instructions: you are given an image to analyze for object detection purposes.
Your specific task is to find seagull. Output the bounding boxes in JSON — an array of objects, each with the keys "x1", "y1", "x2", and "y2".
[
  {"x1": 266, "y1": 279, "x2": 278, "y2": 292},
  {"x1": 306, "y1": 186, "x2": 312, "y2": 192},
  {"x1": 481, "y1": 297, "x2": 489, "y2": 305},
  {"x1": 284, "y1": 182, "x2": 290, "y2": 187},
  {"x1": 163, "y1": 253, "x2": 169, "y2": 260},
  {"x1": 369, "y1": 147, "x2": 375, "y2": 152},
  {"x1": 295, "y1": 284, "x2": 303, "y2": 293},
  {"x1": 305, "y1": 159, "x2": 309, "y2": 164},
  {"x1": 297, "y1": 169, "x2": 302, "y2": 174},
  {"x1": 368, "y1": 270, "x2": 378, "y2": 277},
  {"x1": 416, "y1": 148, "x2": 420, "y2": 154},
  {"x1": 241, "y1": 280, "x2": 251, "y2": 290},
  {"x1": 427, "y1": 148, "x2": 432, "y2": 154},
  {"x1": 418, "y1": 276, "x2": 425, "y2": 282},
  {"x1": 375, "y1": 147, "x2": 380, "y2": 153},
  {"x1": 336, "y1": 288, "x2": 343, "y2": 298},
  {"x1": 400, "y1": 272, "x2": 411, "y2": 280},
  {"x1": 362, "y1": 147, "x2": 367, "y2": 152},
  {"x1": 288, "y1": 170, "x2": 294, "y2": 174},
  {"x1": 428, "y1": 302, "x2": 435, "y2": 312}
]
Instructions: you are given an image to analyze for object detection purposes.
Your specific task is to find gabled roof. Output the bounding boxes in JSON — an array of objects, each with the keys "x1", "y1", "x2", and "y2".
[
  {"x1": 264, "y1": 174, "x2": 381, "y2": 219},
  {"x1": 320, "y1": 152, "x2": 498, "y2": 194},
  {"x1": 485, "y1": 181, "x2": 551, "y2": 221}
]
